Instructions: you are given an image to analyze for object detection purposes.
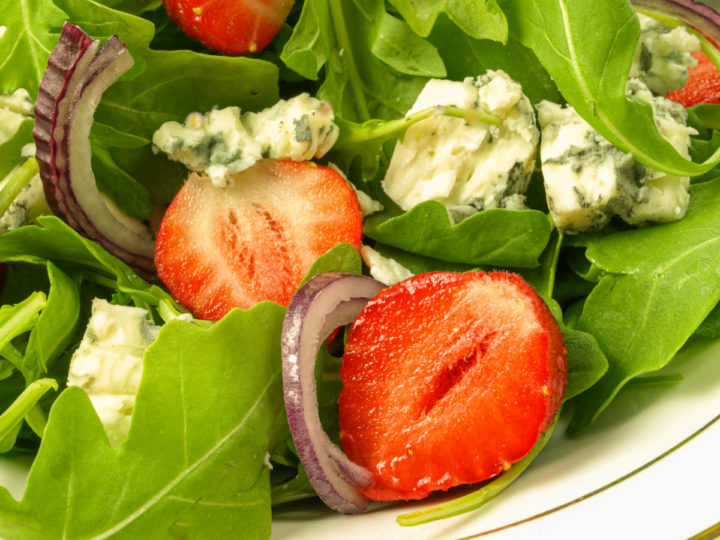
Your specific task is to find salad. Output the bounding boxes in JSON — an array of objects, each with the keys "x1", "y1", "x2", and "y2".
[{"x1": 2, "y1": 0, "x2": 720, "y2": 538}]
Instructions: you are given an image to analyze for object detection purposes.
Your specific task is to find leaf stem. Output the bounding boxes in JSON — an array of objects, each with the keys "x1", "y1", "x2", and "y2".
[
  {"x1": 0, "y1": 157, "x2": 39, "y2": 217},
  {"x1": 335, "y1": 105, "x2": 501, "y2": 149},
  {"x1": 0, "y1": 291, "x2": 47, "y2": 352},
  {"x1": 0, "y1": 378, "x2": 57, "y2": 441},
  {"x1": 328, "y1": 0, "x2": 371, "y2": 121}
]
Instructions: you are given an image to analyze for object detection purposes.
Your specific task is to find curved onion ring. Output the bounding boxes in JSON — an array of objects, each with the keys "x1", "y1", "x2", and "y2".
[
  {"x1": 34, "y1": 22, "x2": 155, "y2": 272},
  {"x1": 281, "y1": 272, "x2": 385, "y2": 514}
]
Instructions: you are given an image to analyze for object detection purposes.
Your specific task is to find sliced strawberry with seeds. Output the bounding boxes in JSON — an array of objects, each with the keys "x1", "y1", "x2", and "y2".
[
  {"x1": 338, "y1": 271, "x2": 566, "y2": 501},
  {"x1": 154, "y1": 159, "x2": 362, "y2": 320},
  {"x1": 162, "y1": 0, "x2": 295, "y2": 55},
  {"x1": 667, "y1": 51, "x2": 720, "y2": 107}
]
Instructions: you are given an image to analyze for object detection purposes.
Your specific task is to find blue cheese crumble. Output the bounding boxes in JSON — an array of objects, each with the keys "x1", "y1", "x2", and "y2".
[
  {"x1": 381, "y1": 70, "x2": 539, "y2": 220},
  {"x1": 538, "y1": 79, "x2": 696, "y2": 233},
  {"x1": 629, "y1": 13, "x2": 700, "y2": 96},
  {"x1": 67, "y1": 299, "x2": 161, "y2": 448},
  {"x1": 152, "y1": 93, "x2": 338, "y2": 187}
]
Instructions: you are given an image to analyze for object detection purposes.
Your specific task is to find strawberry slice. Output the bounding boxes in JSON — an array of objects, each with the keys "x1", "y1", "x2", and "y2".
[
  {"x1": 338, "y1": 271, "x2": 567, "y2": 501},
  {"x1": 667, "y1": 51, "x2": 720, "y2": 107},
  {"x1": 162, "y1": 0, "x2": 295, "y2": 55},
  {"x1": 154, "y1": 159, "x2": 362, "y2": 320}
]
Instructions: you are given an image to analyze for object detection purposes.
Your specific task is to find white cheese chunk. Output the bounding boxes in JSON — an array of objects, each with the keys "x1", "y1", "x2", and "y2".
[
  {"x1": 152, "y1": 93, "x2": 338, "y2": 187},
  {"x1": 629, "y1": 13, "x2": 701, "y2": 96},
  {"x1": 538, "y1": 79, "x2": 696, "y2": 233},
  {"x1": 621, "y1": 79, "x2": 696, "y2": 225},
  {"x1": 67, "y1": 299, "x2": 161, "y2": 448},
  {"x1": 360, "y1": 245, "x2": 414, "y2": 286},
  {"x1": 382, "y1": 70, "x2": 539, "y2": 217},
  {"x1": 537, "y1": 101, "x2": 643, "y2": 233}
]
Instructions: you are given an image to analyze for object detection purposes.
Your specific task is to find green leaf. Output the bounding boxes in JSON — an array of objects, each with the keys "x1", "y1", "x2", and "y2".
[
  {"x1": 502, "y1": 0, "x2": 720, "y2": 177},
  {"x1": 24, "y1": 263, "x2": 80, "y2": 379},
  {"x1": 0, "y1": 0, "x2": 66, "y2": 97},
  {"x1": 371, "y1": 13, "x2": 446, "y2": 78},
  {"x1": 427, "y1": 16, "x2": 562, "y2": 105},
  {"x1": 388, "y1": 0, "x2": 508, "y2": 41},
  {"x1": 569, "y1": 179, "x2": 720, "y2": 432},
  {"x1": 282, "y1": 0, "x2": 428, "y2": 122},
  {"x1": 301, "y1": 243, "x2": 362, "y2": 285},
  {"x1": 365, "y1": 202, "x2": 553, "y2": 267},
  {"x1": 0, "y1": 379, "x2": 57, "y2": 453},
  {"x1": 0, "y1": 304, "x2": 287, "y2": 538},
  {"x1": 0, "y1": 216, "x2": 146, "y2": 289}
]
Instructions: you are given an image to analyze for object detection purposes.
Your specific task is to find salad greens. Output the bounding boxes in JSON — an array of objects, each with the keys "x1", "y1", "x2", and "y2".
[{"x1": 2, "y1": 0, "x2": 720, "y2": 537}]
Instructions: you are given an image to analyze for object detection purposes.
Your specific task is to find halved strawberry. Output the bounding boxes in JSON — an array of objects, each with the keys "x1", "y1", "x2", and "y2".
[
  {"x1": 154, "y1": 159, "x2": 362, "y2": 320},
  {"x1": 162, "y1": 0, "x2": 294, "y2": 55},
  {"x1": 338, "y1": 271, "x2": 567, "y2": 501},
  {"x1": 667, "y1": 51, "x2": 720, "y2": 107}
]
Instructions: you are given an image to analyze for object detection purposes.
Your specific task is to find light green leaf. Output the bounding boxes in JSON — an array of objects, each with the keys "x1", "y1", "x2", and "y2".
[
  {"x1": 570, "y1": 178, "x2": 720, "y2": 432},
  {"x1": 388, "y1": 0, "x2": 507, "y2": 41},
  {"x1": 0, "y1": 303, "x2": 287, "y2": 538},
  {"x1": 371, "y1": 13, "x2": 446, "y2": 78},
  {"x1": 502, "y1": 0, "x2": 720, "y2": 177}
]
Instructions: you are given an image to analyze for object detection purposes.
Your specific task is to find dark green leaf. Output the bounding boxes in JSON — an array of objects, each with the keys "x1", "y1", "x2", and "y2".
[
  {"x1": 371, "y1": 13, "x2": 446, "y2": 78},
  {"x1": 365, "y1": 202, "x2": 553, "y2": 267}
]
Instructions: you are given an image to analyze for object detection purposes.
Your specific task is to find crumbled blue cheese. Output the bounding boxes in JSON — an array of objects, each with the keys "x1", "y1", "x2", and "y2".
[
  {"x1": 622, "y1": 79, "x2": 696, "y2": 225},
  {"x1": 629, "y1": 13, "x2": 700, "y2": 96},
  {"x1": 381, "y1": 70, "x2": 539, "y2": 218},
  {"x1": 538, "y1": 79, "x2": 696, "y2": 233},
  {"x1": 67, "y1": 299, "x2": 161, "y2": 448},
  {"x1": 360, "y1": 245, "x2": 414, "y2": 286},
  {"x1": 0, "y1": 173, "x2": 49, "y2": 232},
  {"x1": 537, "y1": 102, "x2": 643, "y2": 233},
  {"x1": 152, "y1": 93, "x2": 338, "y2": 187}
]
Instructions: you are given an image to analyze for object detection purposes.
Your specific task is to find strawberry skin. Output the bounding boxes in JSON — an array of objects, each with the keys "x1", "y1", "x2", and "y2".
[
  {"x1": 162, "y1": 0, "x2": 294, "y2": 55},
  {"x1": 338, "y1": 271, "x2": 567, "y2": 501},
  {"x1": 154, "y1": 159, "x2": 362, "y2": 320},
  {"x1": 667, "y1": 51, "x2": 720, "y2": 107}
]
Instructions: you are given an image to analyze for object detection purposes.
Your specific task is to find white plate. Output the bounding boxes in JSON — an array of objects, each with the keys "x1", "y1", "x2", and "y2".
[
  {"x1": 272, "y1": 336, "x2": 720, "y2": 539},
  {"x1": 1, "y1": 338, "x2": 719, "y2": 539}
]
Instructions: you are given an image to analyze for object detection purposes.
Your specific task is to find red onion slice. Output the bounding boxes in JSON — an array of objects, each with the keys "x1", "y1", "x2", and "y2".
[
  {"x1": 631, "y1": 0, "x2": 720, "y2": 45},
  {"x1": 34, "y1": 23, "x2": 155, "y2": 273},
  {"x1": 281, "y1": 271, "x2": 385, "y2": 514}
]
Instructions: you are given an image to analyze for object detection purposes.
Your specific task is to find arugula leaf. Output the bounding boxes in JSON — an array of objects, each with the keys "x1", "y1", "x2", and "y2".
[
  {"x1": 0, "y1": 304, "x2": 286, "y2": 538},
  {"x1": 0, "y1": 379, "x2": 57, "y2": 453},
  {"x1": 365, "y1": 202, "x2": 553, "y2": 268},
  {"x1": 426, "y1": 16, "x2": 562, "y2": 105},
  {"x1": 502, "y1": 0, "x2": 720, "y2": 177},
  {"x1": 282, "y1": 0, "x2": 429, "y2": 122},
  {"x1": 371, "y1": 13, "x2": 446, "y2": 78},
  {"x1": 569, "y1": 178, "x2": 720, "y2": 432},
  {"x1": 23, "y1": 263, "x2": 80, "y2": 380},
  {"x1": 0, "y1": 0, "x2": 65, "y2": 97},
  {"x1": 388, "y1": 0, "x2": 508, "y2": 41}
]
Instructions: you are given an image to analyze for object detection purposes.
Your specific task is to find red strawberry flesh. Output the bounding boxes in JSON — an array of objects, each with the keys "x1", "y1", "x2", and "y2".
[
  {"x1": 338, "y1": 271, "x2": 567, "y2": 501},
  {"x1": 154, "y1": 159, "x2": 362, "y2": 320}
]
